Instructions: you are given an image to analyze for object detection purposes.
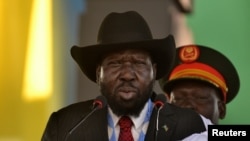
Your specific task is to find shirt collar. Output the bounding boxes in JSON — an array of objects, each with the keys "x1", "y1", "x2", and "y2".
[{"x1": 108, "y1": 99, "x2": 152, "y2": 129}]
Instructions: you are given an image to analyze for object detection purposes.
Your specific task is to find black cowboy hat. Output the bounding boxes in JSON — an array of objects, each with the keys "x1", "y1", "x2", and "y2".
[
  {"x1": 159, "y1": 45, "x2": 240, "y2": 103},
  {"x1": 71, "y1": 11, "x2": 176, "y2": 82}
]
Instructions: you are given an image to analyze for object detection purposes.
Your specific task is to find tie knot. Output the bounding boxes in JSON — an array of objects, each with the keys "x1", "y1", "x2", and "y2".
[{"x1": 118, "y1": 116, "x2": 133, "y2": 129}]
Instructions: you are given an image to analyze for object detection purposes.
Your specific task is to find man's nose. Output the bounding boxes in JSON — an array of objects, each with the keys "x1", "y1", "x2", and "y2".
[
  {"x1": 119, "y1": 63, "x2": 136, "y2": 81},
  {"x1": 181, "y1": 98, "x2": 196, "y2": 110}
]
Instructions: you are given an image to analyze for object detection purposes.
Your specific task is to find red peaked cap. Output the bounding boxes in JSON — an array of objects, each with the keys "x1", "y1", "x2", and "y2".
[{"x1": 159, "y1": 45, "x2": 240, "y2": 103}]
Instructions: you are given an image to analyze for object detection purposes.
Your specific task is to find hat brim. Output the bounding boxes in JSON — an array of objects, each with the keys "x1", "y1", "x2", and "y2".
[{"x1": 71, "y1": 35, "x2": 176, "y2": 82}]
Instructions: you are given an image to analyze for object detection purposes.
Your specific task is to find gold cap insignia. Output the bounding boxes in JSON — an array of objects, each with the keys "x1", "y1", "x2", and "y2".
[{"x1": 179, "y1": 46, "x2": 200, "y2": 63}]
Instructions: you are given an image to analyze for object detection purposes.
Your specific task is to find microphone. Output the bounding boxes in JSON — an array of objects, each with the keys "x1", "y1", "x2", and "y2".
[
  {"x1": 64, "y1": 95, "x2": 107, "y2": 141},
  {"x1": 153, "y1": 94, "x2": 166, "y2": 141},
  {"x1": 154, "y1": 94, "x2": 166, "y2": 109},
  {"x1": 92, "y1": 95, "x2": 107, "y2": 109}
]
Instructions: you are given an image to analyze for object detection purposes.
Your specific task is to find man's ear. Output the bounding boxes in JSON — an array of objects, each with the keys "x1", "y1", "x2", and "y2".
[
  {"x1": 218, "y1": 101, "x2": 226, "y2": 119},
  {"x1": 96, "y1": 65, "x2": 101, "y2": 85},
  {"x1": 166, "y1": 93, "x2": 171, "y2": 103},
  {"x1": 153, "y1": 63, "x2": 157, "y2": 79}
]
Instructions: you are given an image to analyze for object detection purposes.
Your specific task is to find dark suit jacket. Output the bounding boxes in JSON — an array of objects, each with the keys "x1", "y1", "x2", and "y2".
[{"x1": 41, "y1": 99, "x2": 206, "y2": 141}]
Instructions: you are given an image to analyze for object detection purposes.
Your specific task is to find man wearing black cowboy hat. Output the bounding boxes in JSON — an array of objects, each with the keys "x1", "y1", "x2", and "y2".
[
  {"x1": 42, "y1": 11, "x2": 209, "y2": 141},
  {"x1": 159, "y1": 44, "x2": 240, "y2": 125}
]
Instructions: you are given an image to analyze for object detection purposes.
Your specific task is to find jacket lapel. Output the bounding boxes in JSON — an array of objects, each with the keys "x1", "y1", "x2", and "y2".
[
  {"x1": 145, "y1": 104, "x2": 177, "y2": 141},
  {"x1": 69, "y1": 107, "x2": 109, "y2": 141},
  {"x1": 88, "y1": 107, "x2": 109, "y2": 141}
]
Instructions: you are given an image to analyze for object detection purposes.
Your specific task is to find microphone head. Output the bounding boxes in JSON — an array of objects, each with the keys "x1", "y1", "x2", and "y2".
[
  {"x1": 154, "y1": 94, "x2": 166, "y2": 108},
  {"x1": 93, "y1": 95, "x2": 107, "y2": 109}
]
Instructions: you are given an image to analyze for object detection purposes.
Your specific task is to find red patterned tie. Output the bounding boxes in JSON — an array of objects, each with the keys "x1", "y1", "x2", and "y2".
[{"x1": 118, "y1": 116, "x2": 134, "y2": 141}]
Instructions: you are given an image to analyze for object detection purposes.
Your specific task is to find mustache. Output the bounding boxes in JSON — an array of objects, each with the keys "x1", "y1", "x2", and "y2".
[{"x1": 116, "y1": 81, "x2": 137, "y2": 91}]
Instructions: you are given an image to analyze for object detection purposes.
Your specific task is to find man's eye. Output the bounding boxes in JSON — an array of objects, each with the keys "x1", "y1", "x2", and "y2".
[
  {"x1": 108, "y1": 61, "x2": 121, "y2": 66},
  {"x1": 135, "y1": 61, "x2": 146, "y2": 66},
  {"x1": 195, "y1": 94, "x2": 209, "y2": 100},
  {"x1": 174, "y1": 97, "x2": 184, "y2": 102},
  {"x1": 197, "y1": 96, "x2": 207, "y2": 99},
  {"x1": 172, "y1": 98, "x2": 184, "y2": 104},
  {"x1": 175, "y1": 97, "x2": 183, "y2": 101}
]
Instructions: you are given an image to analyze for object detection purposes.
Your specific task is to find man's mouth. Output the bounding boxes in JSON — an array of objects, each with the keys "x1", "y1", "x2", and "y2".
[{"x1": 117, "y1": 86, "x2": 136, "y2": 100}]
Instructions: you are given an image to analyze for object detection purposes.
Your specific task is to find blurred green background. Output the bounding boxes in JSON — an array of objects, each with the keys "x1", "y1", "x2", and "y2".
[{"x1": 188, "y1": 0, "x2": 250, "y2": 124}]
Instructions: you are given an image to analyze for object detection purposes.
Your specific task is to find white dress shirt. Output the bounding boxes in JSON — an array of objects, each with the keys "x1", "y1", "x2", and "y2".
[{"x1": 107, "y1": 100, "x2": 153, "y2": 141}]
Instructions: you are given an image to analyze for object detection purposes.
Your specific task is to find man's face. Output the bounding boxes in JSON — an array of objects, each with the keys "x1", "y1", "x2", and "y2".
[
  {"x1": 96, "y1": 49, "x2": 156, "y2": 117},
  {"x1": 169, "y1": 80, "x2": 226, "y2": 124}
]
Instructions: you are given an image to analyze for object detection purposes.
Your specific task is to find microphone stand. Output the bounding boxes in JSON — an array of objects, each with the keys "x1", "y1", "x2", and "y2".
[
  {"x1": 154, "y1": 106, "x2": 163, "y2": 141},
  {"x1": 153, "y1": 94, "x2": 166, "y2": 141},
  {"x1": 64, "y1": 95, "x2": 107, "y2": 141},
  {"x1": 64, "y1": 107, "x2": 99, "y2": 141}
]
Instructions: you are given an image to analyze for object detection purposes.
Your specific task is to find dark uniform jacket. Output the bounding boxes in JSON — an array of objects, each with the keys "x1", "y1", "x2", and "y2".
[{"x1": 42, "y1": 99, "x2": 206, "y2": 141}]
